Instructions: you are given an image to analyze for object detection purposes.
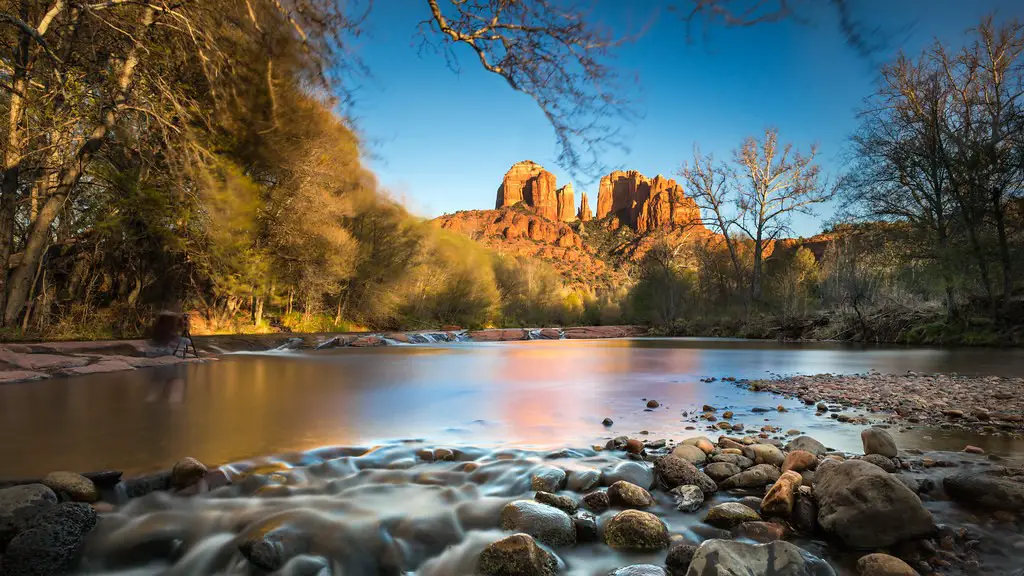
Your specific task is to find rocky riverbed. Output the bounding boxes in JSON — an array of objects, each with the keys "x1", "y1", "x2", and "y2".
[
  {"x1": 739, "y1": 372, "x2": 1024, "y2": 435},
  {"x1": 2, "y1": 424, "x2": 1023, "y2": 575}
]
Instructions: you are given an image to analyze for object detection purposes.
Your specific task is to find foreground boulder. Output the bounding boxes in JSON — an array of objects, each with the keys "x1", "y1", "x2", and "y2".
[
  {"x1": 604, "y1": 461, "x2": 654, "y2": 489},
  {"x1": 670, "y1": 444, "x2": 707, "y2": 465},
  {"x1": 0, "y1": 484, "x2": 57, "y2": 548},
  {"x1": 0, "y1": 502, "x2": 97, "y2": 576},
  {"x1": 942, "y1": 474, "x2": 1024, "y2": 511},
  {"x1": 604, "y1": 510, "x2": 669, "y2": 550},
  {"x1": 654, "y1": 455, "x2": 716, "y2": 494},
  {"x1": 477, "y1": 533, "x2": 558, "y2": 576},
  {"x1": 670, "y1": 485, "x2": 704, "y2": 512},
  {"x1": 685, "y1": 539, "x2": 836, "y2": 576},
  {"x1": 499, "y1": 500, "x2": 575, "y2": 547},
  {"x1": 815, "y1": 460, "x2": 934, "y2": 548}
]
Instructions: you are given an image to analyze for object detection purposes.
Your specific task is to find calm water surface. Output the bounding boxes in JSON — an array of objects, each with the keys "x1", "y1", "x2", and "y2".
[{"x1": 2, "y1": 338, "x2": 1024, "y2": 478}]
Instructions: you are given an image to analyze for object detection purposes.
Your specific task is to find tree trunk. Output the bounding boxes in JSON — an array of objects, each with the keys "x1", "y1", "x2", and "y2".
[
  {"x1": 750, "y1": 231, "x2": 764, "y2": 303},
  {"x1": 254, "y1": 296, "x2": 264, "y2": 327},
  {"x1": 3, "y1": 7, "x2": 154, "y2": 325},
  {"x1": 991, "y1": 190, "x2": 1012, "y2": 311}
]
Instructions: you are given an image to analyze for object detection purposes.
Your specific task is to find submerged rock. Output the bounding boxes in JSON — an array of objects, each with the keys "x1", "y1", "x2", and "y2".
[
  {"x1": 583, "y1": 490, "x2": 610, "y2": 513},
  {"x1": 500, "y1": 500, "x2": 575, "y2": 547},
  {"x1": 731, "y1": 521, "x2": 790, "y2": 543},
  {"x1": 685, "y1": 539, "x2": 836, "y2": 576},
  {"x1": 604, "y1": 510, "x2": 669, "y2": 551},
  {"x1": 604, "y1": 461, "x2": 654, "y2": 489},
  {"x1": 610, "y1": 564, "x2": 668, "y2": 576},
  {"x1": 815, "y1": 460, "x2": 934, "y2": 548},
  {"x1": 943, "y1": 474, "x2": 1024, "y2": 511},
  {"x1": 530, "y1": 467, "x2": 567, "y2": 492},
  {"x1": 477, "y1": 533, "x2": 558, "y2": 576}
]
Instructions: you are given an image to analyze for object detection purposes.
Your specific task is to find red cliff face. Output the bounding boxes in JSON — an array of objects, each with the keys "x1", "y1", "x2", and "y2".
[
  {"x1": 495, "y1": 160, "x2": 558, "y2": 221},
  {"x1": 578, "y1": 191, "x2": 592, "y2": 221},
  {"x1": 556, "y1": 184, "x2": 576, "y2": 222},
  {"x1": 596, "y1": 170, "x2": 700, "y2": 233}
]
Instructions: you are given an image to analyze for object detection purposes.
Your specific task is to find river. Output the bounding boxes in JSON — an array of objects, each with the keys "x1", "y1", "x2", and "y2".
[{"x1": 3, "y1": 337, "x2": 1023, "y2": 479}]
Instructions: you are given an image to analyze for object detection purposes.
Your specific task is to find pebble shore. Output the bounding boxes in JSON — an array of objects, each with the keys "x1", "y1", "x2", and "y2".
[{"x1": 740, "y1": 372, "x2": 1024, "y2": 435}]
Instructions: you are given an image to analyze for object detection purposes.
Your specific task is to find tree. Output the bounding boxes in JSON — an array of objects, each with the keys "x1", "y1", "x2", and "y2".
[
  {"x1": 734, "y1": 128, "x2": 833, "y2": 301},
  {"x1": 679, "y1": 147, "x2": 745, "y2": 294}
]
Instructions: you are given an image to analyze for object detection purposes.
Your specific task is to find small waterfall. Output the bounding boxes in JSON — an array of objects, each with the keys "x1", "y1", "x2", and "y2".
[
  {"x1": 315, "y1": 336, "x2": 342, "y2": 350},
  {"x1": 526, "y1": 329, "x2": 542, "y2": 340},
  {"x1": 380, "y1": 335, "x2": 407, "y2": 346},
  {"x1": 273, "y1": 337, "x2": 305, "y2": 351}
]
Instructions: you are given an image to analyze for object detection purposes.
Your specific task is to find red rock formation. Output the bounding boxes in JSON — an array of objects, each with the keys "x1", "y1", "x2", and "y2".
[
  {"x1": 433, "y1": 208, "x2": 619, "y2": 287},
  {"x1": 596, "y1": 170, "x2": 700, "y2": 233},
  {"x1": 578, "y1": 191, "x2": 593, "y2": 221},
  {"x1": 495, "y1": 160, "x2": 558, "y2": 221},
  {"x1": 555, "y1": 184, "x2": 576, "y2": 222}
]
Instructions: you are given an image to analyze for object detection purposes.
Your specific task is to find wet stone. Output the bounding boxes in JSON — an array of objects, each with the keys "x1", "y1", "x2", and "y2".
[
  {"x1": 604, "y1": 510, "x2": 669, "y2": 551},
  {"x1": 665, "y1": 541, "x2": 698, "y2": 576},
  {"x1": 572, "y1": 511, "x2": 598, "y2": 543},
  {"x1": 530, "y1": 467, "x2": 567, "y2": 492},
  {"x1": 477, "y1": 533, "x2": 558, "y2": 576},
  {"x1": 499, "y1": 500, "x2": 575, "y2": 547},
  {"x1": 704, "y1": 502, "x2": 761, "y2": 529},
  {"x1": 41, "y1": 472, "x2": 98, "y2": 503},
  {"x1": 609, "y1": 564, "x2": 667, "y2": 576},
  {"x1": 608, "y1": 481, "x2": 655, "y2": 509},
  {"x1": 0, "y1": 484, "x2": 57, "y2": 548},
  {"x1": 670, "y1": 485, "x2": 704, "y2": 513},
  {"x1": 535, "y1": 491, "x2": 578, "y2": 514},
  {"x1": 583, "y1": 490, "x2": 610, "y2": 513},
  {"x1": 604, "y1": 461, "x2": 654, "y2": 489}
]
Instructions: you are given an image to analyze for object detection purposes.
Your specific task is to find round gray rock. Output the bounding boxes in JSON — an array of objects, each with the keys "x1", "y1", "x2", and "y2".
[
  {"x1": 609, "y1": 564, "x2": 668, "y2": 576},
  {"x1": 861, "y1": 428, "x2": 898, "y2": 458},
  {"x1": 815, "y1": 459, "x2": 934, "y2": 548},
  {"x1": 860, "y1": 454, "x2": 897, "y2": 473},
  {"x1": 604, "y1": 461, "x2": 654, "y2": 490},
  {"x1": 0, "y1": 484, "x2": 57, "y2": 547},
  {"x1": 704, "y1": 462, "x2": 742, "y2": 483},
  {"x1": 670, "y1": 444, "x2": 706, "y2": 465},
  {"x1": 671, "y1": 485, "x2": 704, "y2": 513},
  {"x1": 786, "y1": 436, "x2": 827, "y2": 457},
  {"x1": 1, "y1": 502, "x2": 98, "y2": 576},
  {"x1": 531, "y1": 467, "x2": 567, "y2": 493},
  {"x1": 500, "y1": 500, "x2": 575, "y2": 547},
  {"x1": 704, "y1": 502, "x2": 761, "y2": 529}
]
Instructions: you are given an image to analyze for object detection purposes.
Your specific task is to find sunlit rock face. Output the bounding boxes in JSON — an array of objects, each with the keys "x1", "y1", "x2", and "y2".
[
  {"x1": 596, "y1": 171, "x2": 700, "y2": 233},
  {"x1": 556, "y1": 184, "x2": 576, "y2": 222},
  {"x1": 578, "y1": 191, "x2": 593, "y2": 222},
  {"x1": 495, "y1": 160, "x2": 559, "y2": 221}
]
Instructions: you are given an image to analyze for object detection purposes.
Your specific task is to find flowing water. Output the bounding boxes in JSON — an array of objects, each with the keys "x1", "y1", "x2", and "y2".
[{"x1": 2, "y1": 338, "x2": 1023, "y2": 575}]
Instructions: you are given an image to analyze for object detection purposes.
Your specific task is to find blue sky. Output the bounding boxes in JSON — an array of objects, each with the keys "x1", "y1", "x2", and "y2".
[{"x1": 349, "y1": 0, "x2": 1020, "y2": 236}]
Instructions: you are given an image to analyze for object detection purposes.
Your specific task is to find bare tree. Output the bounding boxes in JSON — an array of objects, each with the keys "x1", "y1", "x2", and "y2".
[
  {"x1": 679, "y1": 146, "x2": 744, "y2": 288},
  {"x1": 734, "y1": 128, "x2": 833, "y2": 301}
]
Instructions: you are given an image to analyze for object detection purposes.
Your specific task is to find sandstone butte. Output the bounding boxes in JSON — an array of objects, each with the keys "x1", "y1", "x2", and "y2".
[{"x1": 443, "y1": 160, "x2": 834, "y2": 286}]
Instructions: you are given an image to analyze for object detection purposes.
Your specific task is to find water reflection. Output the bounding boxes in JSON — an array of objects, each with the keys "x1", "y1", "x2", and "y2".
[{"x1": 1, "y1": 338, "x2": 1023, "y2": 478}]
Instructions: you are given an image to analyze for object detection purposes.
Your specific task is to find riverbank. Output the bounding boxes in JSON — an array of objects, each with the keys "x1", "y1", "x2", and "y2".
[
  {"x1": 0, "y1": 325, "x2": 648, "y2": 384},
  {"x1": 737, "y1": 373, "x2": 1024, "y2": 435}
]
